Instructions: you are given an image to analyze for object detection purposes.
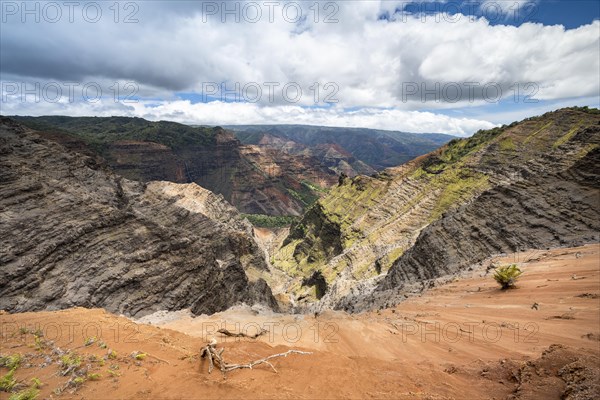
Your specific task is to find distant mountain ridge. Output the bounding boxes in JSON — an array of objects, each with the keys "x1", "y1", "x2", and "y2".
[{"x1": 228, "y1": 124, "x2": 455, "y2": 174}]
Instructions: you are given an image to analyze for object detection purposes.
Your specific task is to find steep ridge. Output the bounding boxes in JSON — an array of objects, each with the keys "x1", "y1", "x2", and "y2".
[
  {"x1": 0, "y1": 117, "x2": 277, "y2": 317},
  {"x1": 366, "y1": 127, "x2": 600, "y2": 308},
  {"x1": 12, "y1": 116, "x2": 337, "y2": 216},
  {"x1": 272, "y1": 108, "x2": 600, "y2": 309}
]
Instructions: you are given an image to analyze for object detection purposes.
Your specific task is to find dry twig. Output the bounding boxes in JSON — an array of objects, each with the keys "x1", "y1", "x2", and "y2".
[
  {"x1": 200, "y1": 338, "x2": 311, "y2": 375},
  {"x1": 145, "y1": 352, "x2": 171, "y2": 364}
]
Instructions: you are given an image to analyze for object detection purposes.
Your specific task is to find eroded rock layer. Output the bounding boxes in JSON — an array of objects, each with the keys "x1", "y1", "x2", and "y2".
[
  {"x1": 273, "y1": 108, "x2": 600, "y2": 310},
  {"x1": 0, "y1": 117, "x2": 277, "y2": 317}
]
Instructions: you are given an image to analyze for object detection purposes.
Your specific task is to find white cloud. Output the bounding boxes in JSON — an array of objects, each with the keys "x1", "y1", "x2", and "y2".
[
  {"x1": 0, "y1": 1, "x2": 598, "y2": 133},
  {"x1": 2, "y1": 1, "x2": 598, "y2": 108},
  {"x1": 0, "y1": 97, "x2": 496, "y2": 136}
]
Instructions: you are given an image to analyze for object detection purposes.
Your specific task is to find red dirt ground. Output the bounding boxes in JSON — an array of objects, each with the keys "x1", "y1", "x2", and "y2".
[{"x1": 1, "y1": 244, "x2": 598, "y2": 399}]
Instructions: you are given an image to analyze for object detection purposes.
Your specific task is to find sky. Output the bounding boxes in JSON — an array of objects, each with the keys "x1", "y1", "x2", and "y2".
[{"x1": 1, "y1": 0, "x2": 599, "y2": 136}]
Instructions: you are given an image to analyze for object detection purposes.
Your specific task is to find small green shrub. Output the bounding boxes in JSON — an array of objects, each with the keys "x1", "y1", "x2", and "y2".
[
  {"x1": 90, "y1": 355, "x2": 106, "y2": 367},
  {"x1": 30, "y1": 378, "x2": 42, "y2": 389},
  {"x1": 87, "y1": 373, "x2": 101, "y2": 381},
  {"x1": 59, "y1": 353, "x2": 82, "y2": 375},
  {"x1": 8, "y1": 388, "x2": 39, "y2": 400},
  {"x1": 0, "y1": 369, "x2": 17, "y2": 391},
  {"x1": 493, "y1": 264, "x2": 523, "y2": 289},
  {"x1": 131, "y1": 352, "x2": 146, "y2": 360},
  {"x1": 33, "y1": 337, "x2": 47, "y2": 351},
  {"x1": 106, "y1": 369, "x2": 120, "y2": 378},
  {"x1": 107, "y1": 364, "x2": 120, "y2": 378},
  {"x1": 69, "y1": 376, "x2": 85, "y2": 387},
  {"x1": 0, "y1": 354, "x2": 22, "y2": 370},
  {"x1": 60, "y1": 354, "x2": 81, "y2": 368},
  {"x1": 84, "y1": 337, "x2": 97, "y2": 346}
]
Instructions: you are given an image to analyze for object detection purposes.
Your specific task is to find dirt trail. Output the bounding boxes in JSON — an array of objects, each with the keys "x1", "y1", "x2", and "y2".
[{"x1": 1, "y1": 244, "x2": 598, "y2": 399}]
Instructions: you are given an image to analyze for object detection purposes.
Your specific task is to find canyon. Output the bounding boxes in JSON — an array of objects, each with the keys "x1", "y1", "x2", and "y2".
[
  {"x1": 1, "y1": 108, "x2": 599, "y2": 400},
  {"x1": 0, "y1": 117, "x2": 276, "y2": 317},
  {"x1": 13, "y1": 117, "x2": 451, "y2": 217}
]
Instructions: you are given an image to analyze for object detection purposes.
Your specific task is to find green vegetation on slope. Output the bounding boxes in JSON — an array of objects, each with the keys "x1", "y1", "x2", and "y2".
[
  {"x1": 274, "y1": 124, "x2": 503, "y2": 280},
  {"x1": 13, "y1": 116, "x2": 216, "y2": 155},
  {"x1": 272, "y1": 107, "x2": 600, "y2": 300}
]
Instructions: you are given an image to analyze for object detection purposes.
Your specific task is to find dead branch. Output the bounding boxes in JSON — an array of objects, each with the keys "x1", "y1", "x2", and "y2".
[
  {"x1": 217, "y1": 328, "x2": 268, "y2": 339},
  {"x1": 200, "y1": 339, "x2": 311, "y2": 375},
  {"x1": 145, "y1": 352, "x2": 171, "y2": 365}
]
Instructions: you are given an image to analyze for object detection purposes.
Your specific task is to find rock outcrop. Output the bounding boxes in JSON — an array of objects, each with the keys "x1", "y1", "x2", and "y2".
[{"x1": 0, "y1": 117, "x2": 278, "y2": 317}]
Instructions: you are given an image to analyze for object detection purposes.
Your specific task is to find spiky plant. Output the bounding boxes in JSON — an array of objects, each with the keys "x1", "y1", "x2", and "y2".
[
  {"x1": 493, "y1": 264, "x2": 523, "y2": 290},
  {"x1": 0, "y1": 369, "x2": 17, "y2": 391}
]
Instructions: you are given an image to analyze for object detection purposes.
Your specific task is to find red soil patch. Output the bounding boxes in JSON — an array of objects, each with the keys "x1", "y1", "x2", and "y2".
[{"x1": 1, "y1": 245, "x2": 598, "y2": 399}]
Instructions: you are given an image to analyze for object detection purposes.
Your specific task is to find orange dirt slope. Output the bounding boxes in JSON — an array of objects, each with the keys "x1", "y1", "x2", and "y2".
[{"x1": 1, "y1": 244, "x2": 598, "y2": 399}]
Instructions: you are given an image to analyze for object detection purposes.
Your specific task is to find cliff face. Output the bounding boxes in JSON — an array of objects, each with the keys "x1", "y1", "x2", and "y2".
[
  {"x1": 379, "y1": 126, "x2": 600, "y2": 289},
  {"x1": 252, "y1": 132, "x2": 377, "y2": 177},
  {"x1": 13, "y1": 118, "x2": 455, "y2": 218},
  {"x1": 12, "y1": 117, "x2": 338, "y2": 216},
  {"x1": 272, "y1": 108, "x2": 600, "y2": 310},
  {"x1": 0, "y1": 118, "x2": 277, "y2": 317},
  {"x1": 104, "y1": 140, "x2": 188, "y2": 183},
  {"x1": 177, "y1": 132, "x2": 339, "y2": 216}
]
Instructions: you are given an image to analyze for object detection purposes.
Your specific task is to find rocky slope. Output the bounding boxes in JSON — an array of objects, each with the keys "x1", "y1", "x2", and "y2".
[
  {"x1": 12, "y1": 116, "x2": 338, "y2": 216},
  {"x1": 0, "y1": 117, "x2": 277, "y2": 317},
  {"x1": 271, "y1": 108, "x2": 600, "y2": 310}
]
